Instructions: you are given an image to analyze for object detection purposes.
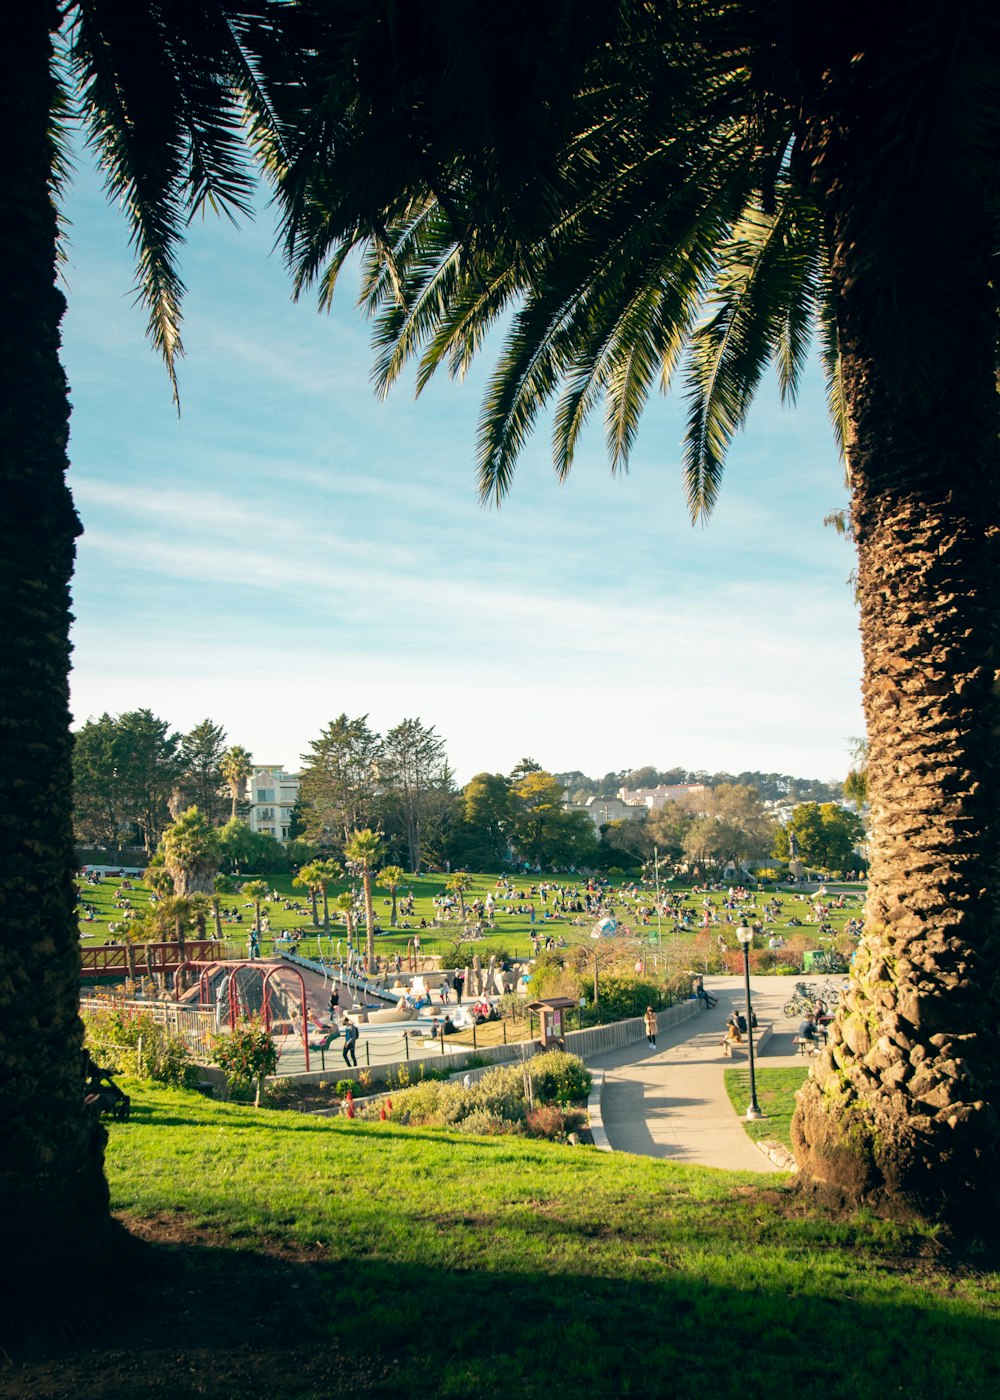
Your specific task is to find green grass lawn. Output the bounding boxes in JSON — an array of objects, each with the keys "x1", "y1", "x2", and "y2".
[
  {"x1": 724, "y1": 1065, "x2": 810, "y2": 1146},
  {"x1": 96, "y1": 1081, "x2": 1000, "y2": 1398},
  {"x1": 78, "y1": 868, "x2": 866, "y2": 973}
]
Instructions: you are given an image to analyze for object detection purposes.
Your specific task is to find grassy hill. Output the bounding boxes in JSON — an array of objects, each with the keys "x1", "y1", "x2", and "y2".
[{"x1": 8, "y1": 1081, "x2": 993, "y2": 1399}]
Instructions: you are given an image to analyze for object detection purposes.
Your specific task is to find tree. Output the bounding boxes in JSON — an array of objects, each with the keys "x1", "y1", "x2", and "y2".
[
  {"x1": 378, "y1": 864, "x2": 406, "y2": 927},
  {"x1": 450, "y1": 773, "x2": 516, "y2": 870},
  {"x1": 343, "y1": 829, "x2": 385, "y2": 973},
  {"x1": 293, "y1": 862, "x2": 322, "y2": 927},
  {"x1": 309, "y1": 858, "x2": 343, "y2": 934},
  {"x1": 161, "y1": 807, "x2": 221, "y2": 897},
  {"x1": 844, "y1": 738, "x2": 869, "y2": 812},
  {"x1": 146, "y1": 895, "x2": 197, "y2": 962},
  {"x1": 445, "y1": 872, "x2": 473, "y2": 922},
  {"x1": 72, "y1": 710, "x2": 182, "y2": 853},
  {"x1": 220, "y1": 745, "x2": 253, "y2": 822},
  {"x1": 378, "y1": 718, "x2": 452, "y2": 872},
  {"x1": 299, "y1": 715, "x2": 381, "y2": 845},
  {"x1": 72, "y1": 714, "x2": 132, "y2": 851},
  {"x1": 645, "y1": 803, "x2": 696, "y2": 867},
  {"x1": 241, "y1": 880, "x2": 270, "y2": 940},
  {"x1": 113, "y1": 710, "x2": 183, "y2": 855},
  {"x1": 217, "y1": 819, "x2": 289, "y2": 876},
  {"x1": 705, "y1": 785, "x2": 776, "y2": 869},
  {"x1": 209, "y1": 874, "x2": 233, "y2": 942},
  {"x1": 333, "y1": 891, "x2": 358, "y2": 949},
  {"x1": 273, "y1": 3, "x2": 1000, "y2": 1225},
  {"x1": 176, "y1": 720, "x2": 228, "y2": 825},
  {"x1": 777, "y1": 803, "x2": 865, "y2": 875}
]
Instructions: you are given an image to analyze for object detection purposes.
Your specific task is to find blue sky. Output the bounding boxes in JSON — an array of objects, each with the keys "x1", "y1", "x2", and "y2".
[{"x1": 60, "y1": 149, "x2": 864, "y2": 787}]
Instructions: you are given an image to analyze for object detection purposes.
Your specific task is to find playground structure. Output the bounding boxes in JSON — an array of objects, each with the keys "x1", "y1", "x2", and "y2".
[
  {"x1": 80, "y1": 939, "x2": 240, "y2": 980},
  {"x1": 195, "y1": 961, "x2": 312, "y2": 1072},
  {"x1": 82, "y1": 956, "x2": 315, "y2": 1072}
]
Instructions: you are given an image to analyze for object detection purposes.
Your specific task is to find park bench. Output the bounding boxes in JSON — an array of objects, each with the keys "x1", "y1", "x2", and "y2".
[
  {"x1": 792, "y1": 1035, "x2": 822, "y2": 1055},
  {"x1": 720, "y1": 1022, "x2": 772, "y2": 1058}
]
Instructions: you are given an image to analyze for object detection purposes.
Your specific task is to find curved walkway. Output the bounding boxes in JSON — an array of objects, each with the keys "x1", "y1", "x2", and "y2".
[{"x1": 588, "y1": 975, "x2": 815, "y2": 1172}]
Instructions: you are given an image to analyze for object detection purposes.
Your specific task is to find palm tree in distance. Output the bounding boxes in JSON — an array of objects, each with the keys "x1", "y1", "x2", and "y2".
[
  {"x1": 162, "y1": 807, "x2": 221, "y2": 898},
  {"x1": 311, "y1": 858, "x2": 343, "y2": 936},
  {"x1": 343, "y1": 829, "x2": 385, "y2": 974},
  {"x1": 242, "y1": 880, "x2": 270, "y2": 946},
  {"x1": 445, "y1": 873, "x2": 474, "y2": 925},
  {"x1": 220, "y1": 746, "x2": 254, "y2": 822},
  {"x1": 3, "y1": 3, "x2": 288, "y2": 1277},
  {"x1": 378, "y1": 864, "x2": 406, "y2": 928},
  {"x1": 274, "y1": 3, "x2": 1000, "y2": 1226},
  {"x1": 333, "y1": 891, "x2": 358, "y2": 952},
  {"x1": 293, "y1": 862, "x2": 322, "y2": 928}
]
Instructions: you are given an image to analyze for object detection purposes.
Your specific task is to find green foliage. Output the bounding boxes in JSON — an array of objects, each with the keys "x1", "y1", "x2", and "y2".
[
  {"x1": 212, "y1": 1020, "x2": 278, "y2": 1090},
  {"x1": 101, "y1": 1082, "x2": 1000, "y2": 1395},
  {"x1": 162, "y1": 805, "x2": 220, "y2": 894},
  {"x1": 526, "y1": 1050, "x2": 591, "y2": 1104},
  {"x1": 374, "y1": 1052, "x2": 590, "y2": 1133},
  {"x1": 72, "y1": 709, "x2": 182, "y2": 852},
  {"x1": 218, "y1": 819, "x2": 289, "y2": 874},
  {"x1": 775, "y1": 803, "x2": 865, "y2": 873},
  {"x1": 585, "y1": 974, "x2": 662, "y2": 1021},
  {"x1": 81, "y1": 1006, "x2": 198, "y2": 1086}
]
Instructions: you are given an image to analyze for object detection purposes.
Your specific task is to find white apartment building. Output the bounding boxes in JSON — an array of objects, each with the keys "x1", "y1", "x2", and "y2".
[
  {"x1": 617, "y1": 783, "x2": 708, "y2": 810},
  {"x1": 247, "y1": 765, "x2": 300, "y2": 842},
  {"x1": 565, "y1": 795, "x2": 645, "y2": 832}
]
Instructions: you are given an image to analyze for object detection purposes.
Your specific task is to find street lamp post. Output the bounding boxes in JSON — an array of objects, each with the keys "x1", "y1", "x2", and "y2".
[
  {"x1": 735, "y1": 922, "x2": 763, "y2": 1120},
  {"x1": 653, "y1": 845, "x2": 663, "y2": 952}
]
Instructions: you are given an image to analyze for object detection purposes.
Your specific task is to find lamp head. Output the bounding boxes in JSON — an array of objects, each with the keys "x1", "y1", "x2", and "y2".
[{"x1": 736, "y1": 924, "x2": 752, "y2": 946}]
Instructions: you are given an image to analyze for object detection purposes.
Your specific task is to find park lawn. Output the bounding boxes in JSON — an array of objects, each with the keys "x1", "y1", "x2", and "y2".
[
  {"x1": 78, "y1": 869, "x2": 866, "y2": 974},
  {"x1": 724, "y1": 1065, "x2": 810, "y2": 1147},
  {"x1": 99, "y1": 1081, "x2": 1000, "y2": 1399}
]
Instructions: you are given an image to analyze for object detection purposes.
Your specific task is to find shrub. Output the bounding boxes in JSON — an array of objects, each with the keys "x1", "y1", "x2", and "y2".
[
  {"x1": 212, "y1": 1020, "x2": 278, "y2": 1105},
  {"x1": 81, "y1": 1006, "x2": 199, "y2": 1086},
  {"x1": 458, "y1": 1109, "x2": 516, "y2": 1136},
  {"x1": 528, "y1": 1051, "x2": 591, "y2": 1104},
  {"x1": 523, "y1": 1103, "x2": 566, "y2": 1140}
]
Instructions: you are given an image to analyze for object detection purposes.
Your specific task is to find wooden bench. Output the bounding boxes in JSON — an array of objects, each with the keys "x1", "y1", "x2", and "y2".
[{"x1": 792, "y1": 1035, "x2": 822, "y2": 1056}]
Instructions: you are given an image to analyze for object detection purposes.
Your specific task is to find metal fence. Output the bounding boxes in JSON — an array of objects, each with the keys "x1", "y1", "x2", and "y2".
[{"x1": 80, "y1": 996, "x2": 217, "y2": 1062}]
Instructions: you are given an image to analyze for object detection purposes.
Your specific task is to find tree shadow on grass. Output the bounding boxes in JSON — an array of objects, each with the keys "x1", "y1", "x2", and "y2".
[{"x1": 3, "y1": 1221, "x2": 998, "y2": 1400}]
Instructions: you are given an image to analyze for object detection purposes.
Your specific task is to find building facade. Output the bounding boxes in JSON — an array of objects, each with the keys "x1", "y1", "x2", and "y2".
[{"x1": 247, "y1": 765, "x2": 300, "y2": 843}]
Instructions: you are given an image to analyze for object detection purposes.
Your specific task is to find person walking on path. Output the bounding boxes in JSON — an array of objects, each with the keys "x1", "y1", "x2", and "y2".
[
  {"x1": 644, "y1": 1006, "x2": 658, "y2": 1048},
  {"x1": 342, "y1": 1021, "x2": 359, "y2": 1068}
]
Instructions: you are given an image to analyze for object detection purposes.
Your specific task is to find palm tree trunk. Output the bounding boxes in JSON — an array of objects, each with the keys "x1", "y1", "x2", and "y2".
[
  {"x1": 310, "y1": 887, "x2": 318, "y2": 926},
  {"x1": 321, "y1": 885, "x2": 329, "y2": 935},
  {"x1": 363, "y1": 873, "x2": 375, "y2": 972},
  {"x1": 792, "y1": 103, "x2": 1000, "y2": 1226},
  {"x1": 390, "y1": 889, "x2": 398, "y2": 927},
  {"x1": 0, "y1": 2, "x2": 113, "y2": 1278},
  {"x1": 213, "y1": 900, "x2": 224, "y2": 941}
]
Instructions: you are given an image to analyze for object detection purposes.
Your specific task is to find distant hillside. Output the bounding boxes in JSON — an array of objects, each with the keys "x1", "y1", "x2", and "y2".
[{"x1": 556, "y1": 767, "x2": 842, "y2": 805}]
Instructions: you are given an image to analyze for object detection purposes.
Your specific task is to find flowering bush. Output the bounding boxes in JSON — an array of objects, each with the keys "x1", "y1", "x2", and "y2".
[{"x1": 212, "y1": 1020, "x2": 278, "y2": 1104}]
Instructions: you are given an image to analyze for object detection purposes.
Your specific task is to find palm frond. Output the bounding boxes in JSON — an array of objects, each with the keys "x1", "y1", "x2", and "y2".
[
  {"x1": 682, "y1": 196, "x2": 822, "y2": 521},
  {"x1": 66, "y1": 0, "x2": 275, "y2": 398}
]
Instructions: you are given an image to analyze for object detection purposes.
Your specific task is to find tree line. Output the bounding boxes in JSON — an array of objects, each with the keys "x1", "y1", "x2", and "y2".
[{"x1": 73, "y1": 709, "x2": 863, "y2": 878}]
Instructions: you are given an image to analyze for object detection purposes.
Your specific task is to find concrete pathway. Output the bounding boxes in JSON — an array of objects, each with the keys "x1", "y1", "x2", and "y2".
[{"x1": 588, "y1": 975, "x2": 824, "y2": 1172}]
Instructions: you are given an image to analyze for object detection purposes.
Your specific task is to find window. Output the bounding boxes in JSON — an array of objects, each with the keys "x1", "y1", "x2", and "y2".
[
  {"x1": 258, "y1": 808, "x2": 275, "y2": 821},
  {"x1": 257, "y1": 788, "x2": 275, "y2": 803}
]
